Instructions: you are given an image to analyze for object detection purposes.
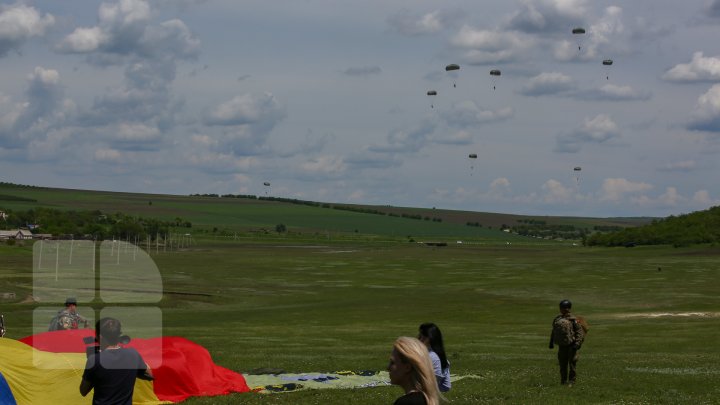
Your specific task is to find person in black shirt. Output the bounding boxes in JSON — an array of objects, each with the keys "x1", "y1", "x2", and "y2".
[{"x1": 80, "y1": 317, "x2": 153, "y2": 405}]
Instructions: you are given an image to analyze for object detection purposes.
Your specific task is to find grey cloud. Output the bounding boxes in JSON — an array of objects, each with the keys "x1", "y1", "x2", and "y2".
[
  {"x1": 504, "y1": 0, "x2": 589, "y2": 34},
  {"x1": 0, "y1": 4, "x2": 54, "y2": 57},
  {"x1": 706, "y1": 0, "x2": 720, "y2": 18},
  {"x1": 0, "y1": 67, "x2": 72, "y2": 150},
  {"x1": 342, "y1": 66, "x2": 382, "y2": 77},
  {"x1": 345, "y1": 151, "x2": 403, "y2": 170},
  {"x1": 203, "y1": 93, "x2": 286, "y2": 156},
  {"x1": 368, "y1": 121, "x2": 436, "y2": 153},
  {"x1": 687, "y1": 84, "x2": 720, "y2": 132},
  {"x1": 658, "y1": 160, "x2": 696, "y2": 172}
]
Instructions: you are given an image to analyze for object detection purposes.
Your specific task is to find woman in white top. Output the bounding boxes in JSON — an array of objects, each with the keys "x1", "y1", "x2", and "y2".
[{"x1": 418, "y1": 323, "x2": 451, "y2": 392}]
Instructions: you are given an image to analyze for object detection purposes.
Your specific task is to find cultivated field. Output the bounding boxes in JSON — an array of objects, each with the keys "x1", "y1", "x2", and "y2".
[{"x1": 2, "y1": 237, "x2": 719, "y2": 404}]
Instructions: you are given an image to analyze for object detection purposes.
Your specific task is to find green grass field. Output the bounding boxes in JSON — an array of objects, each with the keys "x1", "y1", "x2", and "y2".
[
  {"x1": 0, "y1": 184, "x2": 716, "y2": 403},
  {"x1": 2, "y1": 238, "x2": 719, "y2": 404}
]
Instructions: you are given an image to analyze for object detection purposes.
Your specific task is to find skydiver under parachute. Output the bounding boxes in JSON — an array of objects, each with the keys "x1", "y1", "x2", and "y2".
[
  {"x1": 427, "y1": 90, "x2": 437, "y2": 108},
  {"x1": 490, "y1": 69, "x2": 501, "y2": 90},
  {"x1": 468, "y1": 153, "x2": 477, "y2": 176},
  {"x1": 603, "y1": 59, "x2": 613, "y2": 80},
  {"x1": 572, "y1": 27, "x2": 585, "y2": 52},
  {"x1": 446, "y1": 64, "x2": 460, "y2": 88},
  {"x1": 573, "y1": 166, "x2": 582, "y2": 185}
]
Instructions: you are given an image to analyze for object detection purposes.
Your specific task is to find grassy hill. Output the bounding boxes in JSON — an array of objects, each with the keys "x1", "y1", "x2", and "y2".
[{"x1": 0, "y1": 182, "x2": 652, "y2": 241}]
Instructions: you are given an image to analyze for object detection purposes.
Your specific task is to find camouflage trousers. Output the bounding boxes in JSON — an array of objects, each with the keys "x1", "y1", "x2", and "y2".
[{"x1": 556, "y1": 345, "x2": 579, "y2": 384}]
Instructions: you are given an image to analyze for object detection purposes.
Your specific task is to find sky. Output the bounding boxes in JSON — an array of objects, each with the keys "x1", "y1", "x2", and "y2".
[{"x1": 2, "y1": 0, "x2": 720, "y2": 218}]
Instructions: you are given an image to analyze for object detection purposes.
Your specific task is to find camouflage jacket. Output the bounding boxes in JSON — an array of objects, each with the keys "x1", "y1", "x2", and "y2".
[
  {"x1": 48, "y1": 309, "x2": 88, "y2": 331},
  {"x1": 551, "y1": 313, "x2": 585, "y2": 347}
]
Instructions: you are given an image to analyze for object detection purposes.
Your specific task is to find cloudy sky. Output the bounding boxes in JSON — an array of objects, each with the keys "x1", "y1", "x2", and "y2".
[{"x1": 2, "y1": 0, "x2": 720, "y2": 217}]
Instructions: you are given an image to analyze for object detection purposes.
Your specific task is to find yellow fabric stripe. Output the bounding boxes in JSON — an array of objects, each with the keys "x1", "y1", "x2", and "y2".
[{"x1": 0, "y1": 338, "x2": 170, "y2": 405}]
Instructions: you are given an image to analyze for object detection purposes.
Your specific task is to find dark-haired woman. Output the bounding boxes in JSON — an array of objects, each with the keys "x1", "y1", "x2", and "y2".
[{"x1": 418, "y1": 323, "x2": 451, "y2": 392}]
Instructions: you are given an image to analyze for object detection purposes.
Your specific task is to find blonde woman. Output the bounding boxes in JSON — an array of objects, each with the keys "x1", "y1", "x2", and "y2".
[{"x1": 387, "y1": 337, "x2": 441, "y2": 405}]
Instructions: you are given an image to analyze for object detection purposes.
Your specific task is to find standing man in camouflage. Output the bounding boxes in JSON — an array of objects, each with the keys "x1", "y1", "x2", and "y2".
[
  {"x1": 549, "y1": 299, "x2": 585, "y2": 386},
  {"x1": 49, "y1": 297, "x2": 89, "y2": 331}
]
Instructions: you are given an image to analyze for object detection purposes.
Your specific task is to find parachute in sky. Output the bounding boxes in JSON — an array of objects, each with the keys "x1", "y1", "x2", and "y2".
[
  {"x1": 427, "y1": 90, "x2": 437, "y2": 108},
  {"x1": 263, "y1": 182, "x2": 271, "y2": 186},
  {"x1": 573, "y1": 166, "x2": 582, "y2": 185},
  {"x1": 572, "y1": 27, "x2": 586, "y2": 51},
  {"x1": 602, "y1": 59, "x2": 613, "y2": 80},
  {"x1": 446, "y1": 64, "x2": 460, "y2": 88},
  {"x1": 263, "y1": 181, "x2": 271, "y2": 196},
  {"x1": 469, "y1": 153, "x2": 477, "y2": 175},
  {"x1": 490, "y1": 69, "x2": 501, "y2": 90}
]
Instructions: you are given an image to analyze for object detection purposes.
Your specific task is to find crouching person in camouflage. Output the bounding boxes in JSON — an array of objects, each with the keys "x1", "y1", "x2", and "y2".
[{"x1": 549, "y1": 299, "x2": 585, "y2": 386}]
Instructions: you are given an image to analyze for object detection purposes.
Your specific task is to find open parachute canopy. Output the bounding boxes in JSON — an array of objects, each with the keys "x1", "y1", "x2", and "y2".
[
  {"x1": 445, "y1": 64, "x2": 460, "y2": 71},
  {"x1": 574, "y1": 166, "x2": 582, "y2": 171},
  {"x1": 572, "y1": 27, "x2": 586, "y2": 34},
  {"x1": 489, "y1": 69, "x2": 501, "y2": 76},
  {"x1": 263, "y1": 182, "x2": 271, "y2": 186},
  {"x1": 602, "y1": 59, "x2": 613, "y2": 66},
  {"x1": 469, "y1": 153, "x2": 478, "y2": 159},
  {"x1": 427, "y1": 90, "x2": 437, "y2": 96}
]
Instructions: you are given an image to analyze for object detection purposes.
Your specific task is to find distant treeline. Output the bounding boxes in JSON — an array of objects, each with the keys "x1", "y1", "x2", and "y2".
[
  {"x1": 0, "y1": 207, "x2": 191, "y2": 240},
  {"x1": 586, "y1": 205, "x2": 720, "y2": 247},
  {"x1": 190, "y1": 194, "x2": 444, "y2": 223},
  {"x1": 0, "y1": 194, "x2": 37, "y2": 202}
]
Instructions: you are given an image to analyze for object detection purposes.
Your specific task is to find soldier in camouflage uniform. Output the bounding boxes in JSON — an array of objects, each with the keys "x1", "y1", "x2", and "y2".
[
  {"x1": 549, "y1": 299, "x2": 584, "y2": 385},
  {"x1": 48, "y1": 297, "x2": 89, "y2": 331}
]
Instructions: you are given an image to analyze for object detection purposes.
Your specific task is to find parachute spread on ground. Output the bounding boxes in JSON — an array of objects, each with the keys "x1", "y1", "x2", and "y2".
[
  {"x1": 446, "y1": 64, "x2": 460, "y2": 87},
  {"x1": 490, "y1": 69, "x2": 501, "y2": 90},
  {"x1": 572, "y1": 27, "x2": 586, "y2": 51}
]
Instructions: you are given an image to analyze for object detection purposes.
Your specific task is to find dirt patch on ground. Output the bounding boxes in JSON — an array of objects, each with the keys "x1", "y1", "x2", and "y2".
[{"x1": 611, "y1": 312, "x2": 720, "y2": 319}]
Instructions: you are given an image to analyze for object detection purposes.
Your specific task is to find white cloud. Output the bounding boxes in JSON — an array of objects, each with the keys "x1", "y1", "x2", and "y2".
[
  {"x1": 205, "y1": 93, "x2": 285, "y2": 128},
  {"x1": 519, "y1": 72, "x2": 575, "y2": 96},
  {"x1": 433, "y1": 130, "x2": 473, "y2": 145},
  {"x1": 663, "y1": 52, "x2": 720, "y2": 82},
  {"x1": 687, "y1": 84, "x2": 720, "y2": 132},
  {"x1": 299, "y1": 155, "x2": 346, "y2": 175},
  {"x1": 541, "y1": 179, "x2": 573, "y2": 203},
  {"x1": 553, "y1": 6, "x2": 624, "y2": 62},
  {"x1": 555, "y1": 114, "x2": 620, "y2": 152},
  {"x1": 442, "y1": 101, "x2": 513, "y2": 128},
  {"x1": 0, "y1": 4, "x2": 54, "y2": 57},
  {"x1": 94, "y1": 148, "x2": 124, "y2": 163},
  {"x1": 386, "y1": 9, "x2": 460, "y2": 35},
  {"x1": 580, "y1": 84, "x2": 651, "y2": 101},
  {"x1": 451, "y1": 26, "x2": 533, "y2": 64},
  {"x1": 600, "y1": 178, "x2": 652, "y2": 202}
]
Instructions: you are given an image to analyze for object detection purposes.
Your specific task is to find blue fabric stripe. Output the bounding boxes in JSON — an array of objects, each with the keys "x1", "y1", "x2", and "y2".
[{"x1": 0, "y1": 372, "x2": 17, "y2": 405}]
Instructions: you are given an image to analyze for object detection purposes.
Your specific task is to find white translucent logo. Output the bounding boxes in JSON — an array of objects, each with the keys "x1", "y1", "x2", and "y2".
[{"x1": 32, "y1": 240, "x2": 163, "y2": 369}]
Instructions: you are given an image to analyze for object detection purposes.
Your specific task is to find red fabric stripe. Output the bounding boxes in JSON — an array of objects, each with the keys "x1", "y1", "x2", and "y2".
[{"x1": 20, "y1": 330, "x2": 249, "y2": 402}]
